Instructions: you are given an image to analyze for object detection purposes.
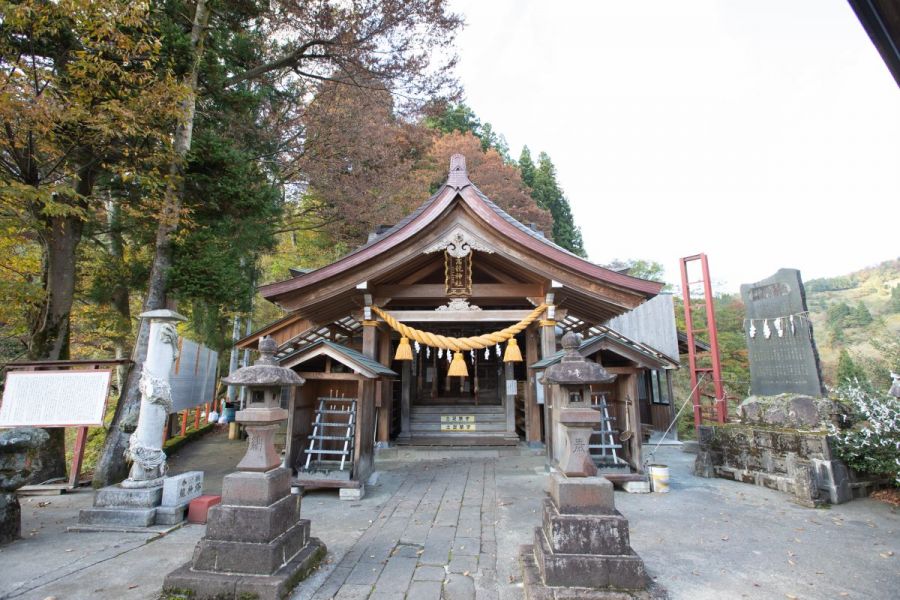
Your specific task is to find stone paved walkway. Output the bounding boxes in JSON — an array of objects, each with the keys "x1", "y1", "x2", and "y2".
[{"x1": 308, "y1": 459, "x2": 499, "y2": 600}]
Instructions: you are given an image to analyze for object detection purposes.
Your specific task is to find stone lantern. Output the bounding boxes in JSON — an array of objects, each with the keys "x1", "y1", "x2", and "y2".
[
  {"x1": 520, "y1": 332, "x2": 660, "y2": 597},
  {"x1": 221, "y1": 337, "x2": 301, "y2": 472},
  {"x1": 164, "y1": 336, "x2": 326, "y2": 600},
  {"x1": 541, "y1": 331, "x2": 616, "y2": 477}
]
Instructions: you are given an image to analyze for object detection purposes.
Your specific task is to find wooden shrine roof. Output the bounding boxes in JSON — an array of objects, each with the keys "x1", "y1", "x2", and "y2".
[{"x1": 243, "y1": 155, "x2": 664, "y2": 349}]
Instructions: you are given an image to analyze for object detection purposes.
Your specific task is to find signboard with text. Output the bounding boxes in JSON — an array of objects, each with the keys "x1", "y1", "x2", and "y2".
[{"x1": 0, "y1": 370, "x2": 111, "y2": 427}]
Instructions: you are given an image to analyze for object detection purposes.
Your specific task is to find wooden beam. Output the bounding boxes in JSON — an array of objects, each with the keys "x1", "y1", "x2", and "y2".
[
  {"x1": 475, "y1": 260, "x2": 524, "y2": 284},
  {"x1": 373, "y1": 283, "x2": 543, "y2": 300},
  {"x1": 294, "y1": 371, "x2": 362, "y2": 381},
  {"x1": 379, "y1": 309, "x2": 533, "y2": 323},
  {"x1": 398, "y1": 260, "x2": 444, "y2": 284}
]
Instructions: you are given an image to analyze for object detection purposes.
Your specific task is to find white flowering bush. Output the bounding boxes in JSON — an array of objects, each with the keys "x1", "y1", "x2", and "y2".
[{"x1": 828, "y1": 383, "x2": 900, "y2": 485}]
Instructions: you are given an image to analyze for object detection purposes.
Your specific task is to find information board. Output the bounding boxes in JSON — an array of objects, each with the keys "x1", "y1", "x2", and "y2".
[{"x1": 0, "y1": 370, "x2": 111, "y2": 427}]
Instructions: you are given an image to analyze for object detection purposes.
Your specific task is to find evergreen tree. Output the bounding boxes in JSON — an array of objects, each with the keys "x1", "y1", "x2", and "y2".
[
  {"x1": 426, "y1": 103, "x2": 482, "y2": 137},
  {"x1": 518, "y1": 146, "x2": 536, "y2": 187},
  {"x1": 851, "y1": 301, "x2": 873, "y2": 326},
  {"x1": 890, "y1": 285, "x2": 900, "y2": 313},
  {"x1": 836, "y1": 349, "x2": 871, "y2": 389},
  {"x1": 530, "y1": 153, "x2": 586, "y2": 256}
]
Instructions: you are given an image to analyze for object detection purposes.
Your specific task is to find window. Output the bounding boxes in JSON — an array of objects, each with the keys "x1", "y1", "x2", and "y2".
[{"x1": 650, "y1": 370, "x2": 670, "y2": 405}]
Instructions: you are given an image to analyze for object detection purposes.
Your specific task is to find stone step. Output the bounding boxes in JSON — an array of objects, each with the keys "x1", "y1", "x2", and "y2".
[
  {"x1": 397, "y1": 434, "x2": 519, "y2": 446},
  {"x1": 409, "y1": 414, "x2": 506, "y2": 423},
  {"x1": 408, "y1": 423, "x2": 509, "y2": 432},
  {"x1": 410, "y1": 405, "x2": 504, "y2": 414}
]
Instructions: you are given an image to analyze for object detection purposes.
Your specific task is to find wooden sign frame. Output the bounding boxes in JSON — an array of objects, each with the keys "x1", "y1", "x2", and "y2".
[
  {"x1": 1, "y1": 359, "x2": 130, "y2": 490},
  {"x1": 0, "y1": 369, "x2": 112, "y2": 428}
]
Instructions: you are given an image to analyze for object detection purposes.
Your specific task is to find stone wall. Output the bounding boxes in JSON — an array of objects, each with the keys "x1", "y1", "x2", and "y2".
[{"x1": 694, "y1": 394, "x2": 851, "y2": 507}]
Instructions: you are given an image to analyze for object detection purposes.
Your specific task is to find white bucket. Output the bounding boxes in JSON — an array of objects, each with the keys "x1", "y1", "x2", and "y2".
[{"x1": 649, "y1": 464, "x2": 670, "y2": 493}]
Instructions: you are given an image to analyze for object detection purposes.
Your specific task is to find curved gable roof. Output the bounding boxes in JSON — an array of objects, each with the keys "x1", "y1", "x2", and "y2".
[{"x1": 260, "y1": 155, "x2": 662, "y2": 304}]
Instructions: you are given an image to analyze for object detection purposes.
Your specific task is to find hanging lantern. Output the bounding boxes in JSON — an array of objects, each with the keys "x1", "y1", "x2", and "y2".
[
  {"x1": 447, "y1": 351, "x2": 469, "y2": 377},
  {"x1": 503, "y1": 338, "x2": 523, "y2": 362},
  {"x1": 394, "y1": 337, "x2": 413, "y2": 361}
]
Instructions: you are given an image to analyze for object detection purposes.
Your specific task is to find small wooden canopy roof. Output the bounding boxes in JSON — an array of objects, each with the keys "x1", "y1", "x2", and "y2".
[
  {"x1": 531, "y1": 326, "x2": 678, "y2": 371},
  {"x1": 279, "y1": 340, "x2": 397, "y2": 379},
  {"x1": 241, "y1": 155, "x2": 663, "y2": 350}
]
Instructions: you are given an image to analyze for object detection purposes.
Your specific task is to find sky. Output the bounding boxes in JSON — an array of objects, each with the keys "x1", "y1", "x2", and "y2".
[{"x1": 449, "y1": 0, "x2": 900, "y2": 292}]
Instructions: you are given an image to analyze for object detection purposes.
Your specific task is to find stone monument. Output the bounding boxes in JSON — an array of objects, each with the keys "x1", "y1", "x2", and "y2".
[
  {"x1": 164, "y1": 336, "x2": 325, "y2": 600},
  {"x1": 740, "y1": 268, "x2": 825, "y2": 397},
  {"x1": 78, "y1": 310, "x2": 188, "y2": 528},
  {"x1": 520, "y1": 333, "x2": 664, "y2": 599},
  {"x1": 694, "y1": 270, "x2": 848, "y2": 506}
]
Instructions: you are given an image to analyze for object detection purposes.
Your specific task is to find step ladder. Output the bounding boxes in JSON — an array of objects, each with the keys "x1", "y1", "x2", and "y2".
[
  {"x1": 589, "y1": 393, "x2": 624, "y2": 466},
  {"x1": 301, "y1": 397, "x2": 357, "y2": 474}
]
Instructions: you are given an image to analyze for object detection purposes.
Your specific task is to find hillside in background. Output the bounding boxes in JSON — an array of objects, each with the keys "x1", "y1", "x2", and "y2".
[{"x1": 805, "y1": 258, "x2": 900, "y2": 389}]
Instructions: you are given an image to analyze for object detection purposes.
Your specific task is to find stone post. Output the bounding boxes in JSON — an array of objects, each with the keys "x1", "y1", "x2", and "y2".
[{"x1": 122, "y1": 310, "x2": 186, "y2": 488}]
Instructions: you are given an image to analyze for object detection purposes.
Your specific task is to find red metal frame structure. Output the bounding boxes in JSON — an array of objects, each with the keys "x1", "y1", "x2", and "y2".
[
  {"x1": 679, "y1": 254, "x2": 726, "y2": 427},
  {"x1": 2, "y1": 358, "x2": 131, "y2": 489}
]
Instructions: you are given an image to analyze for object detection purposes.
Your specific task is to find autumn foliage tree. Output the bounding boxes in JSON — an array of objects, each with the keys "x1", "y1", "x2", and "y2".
[
  {"x1": 421, "y1": 131, "x2": 553, "y2": 235},
  {"x1": 1, "y1": 0, "x2": 180, "y2": 480}
]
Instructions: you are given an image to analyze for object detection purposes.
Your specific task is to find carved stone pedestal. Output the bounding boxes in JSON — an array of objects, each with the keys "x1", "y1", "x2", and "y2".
[
  {"x1": 520, "y1": 472, "x2": 666, "y2": 599},
  {"x1": 163, "y1": 467, "x2": 325, "y2": 600}
]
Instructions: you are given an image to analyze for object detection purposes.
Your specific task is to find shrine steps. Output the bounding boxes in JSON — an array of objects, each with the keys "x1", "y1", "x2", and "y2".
[{"x1": 402, "y1": 404, "x2": 518, "y2": 446}]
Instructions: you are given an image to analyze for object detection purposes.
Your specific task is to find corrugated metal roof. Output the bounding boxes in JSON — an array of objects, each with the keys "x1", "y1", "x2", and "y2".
[
  {"x1": 278, "y1": 339, "x2": 397, "y2": 377},
  {"x1": 530, "y1": 327, "x2": 678, "y2": 370}
]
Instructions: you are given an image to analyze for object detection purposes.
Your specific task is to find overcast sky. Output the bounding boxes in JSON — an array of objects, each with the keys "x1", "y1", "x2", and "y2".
[{"x1": 450, "y1": 0, "x2": 899, "y2": 292}]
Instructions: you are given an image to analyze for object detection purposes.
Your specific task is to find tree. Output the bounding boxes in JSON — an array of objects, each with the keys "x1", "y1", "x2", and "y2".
[
  {"x1": 851, "y1": 302, "x2": 873, "y2": 327},
  {"x1": 605, "y1": 258, "x2": 667, "y2": 284},
  {"x1": 425, "y1": 103, "x2": 510, "y2": 160},
  {"x1": 421, "y1": 131, "x2": 553, "y2": 235},
  {"x1": 95, "y1": 0, "x2": 465, "y2": 485},
  {"x1": 836, "y1": 349, "x2": 870, "y2": 388},
  {"x1": 291, "y1": 76, "x2": 431, "y2": 245},
  {"x1": 1, "y1": 0, "x2": 180, "y2": 481},
  {"x1": 529, "y1": 153, "x2": 585, "y2": 256},
  {"x1": 518, "y1": 146, "x2": 536, "y2": 187},
  {"x1": 891, "y1": 285, "x2": 900, "y2": 313}
]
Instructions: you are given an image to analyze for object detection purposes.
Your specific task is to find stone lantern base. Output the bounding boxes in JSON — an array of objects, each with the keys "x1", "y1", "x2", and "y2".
[
  {"x1": 163, "y1": 467, "x2": 325, "y2": 600},
  {"x1": 519, "y1": 472, "x2": 667, "y2": 599}
]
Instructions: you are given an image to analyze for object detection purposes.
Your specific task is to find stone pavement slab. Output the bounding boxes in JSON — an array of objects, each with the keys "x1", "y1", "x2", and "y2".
[{"x1": 1, "y1": 434, "x2": 898, "y2": 600}]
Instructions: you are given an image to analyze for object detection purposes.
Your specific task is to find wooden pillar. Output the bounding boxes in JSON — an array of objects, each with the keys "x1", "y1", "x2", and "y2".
[
  {"x1": 525, "y1": 324, "x2": 542, "y2": 444},
  {"x1": 376, "y1": 328, "x2": 392, "y2": 443},
  {"x1": 540, "y1": 311, "x2": 557, "y2": 462},
  {"x1": 504, "y1": 361, "x2": 516, "y2": 435},
  {"x1": 662, "y1": 369, "x2": 677, "y2": 440},
  {"x1": 356, "y1": 322, "x2": 378, "y2": 482},
  {"x1": 399, "y1": 360, "x2": 411, "y2": 440},
  {"x1": 629, "y1": 373, "x2": 643, "y2": 470}
]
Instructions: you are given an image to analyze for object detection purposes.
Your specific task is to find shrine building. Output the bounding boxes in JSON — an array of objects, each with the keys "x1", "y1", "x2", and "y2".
[{"x1": 238, "y1": 155, "x2": 675, "y2": 490}]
